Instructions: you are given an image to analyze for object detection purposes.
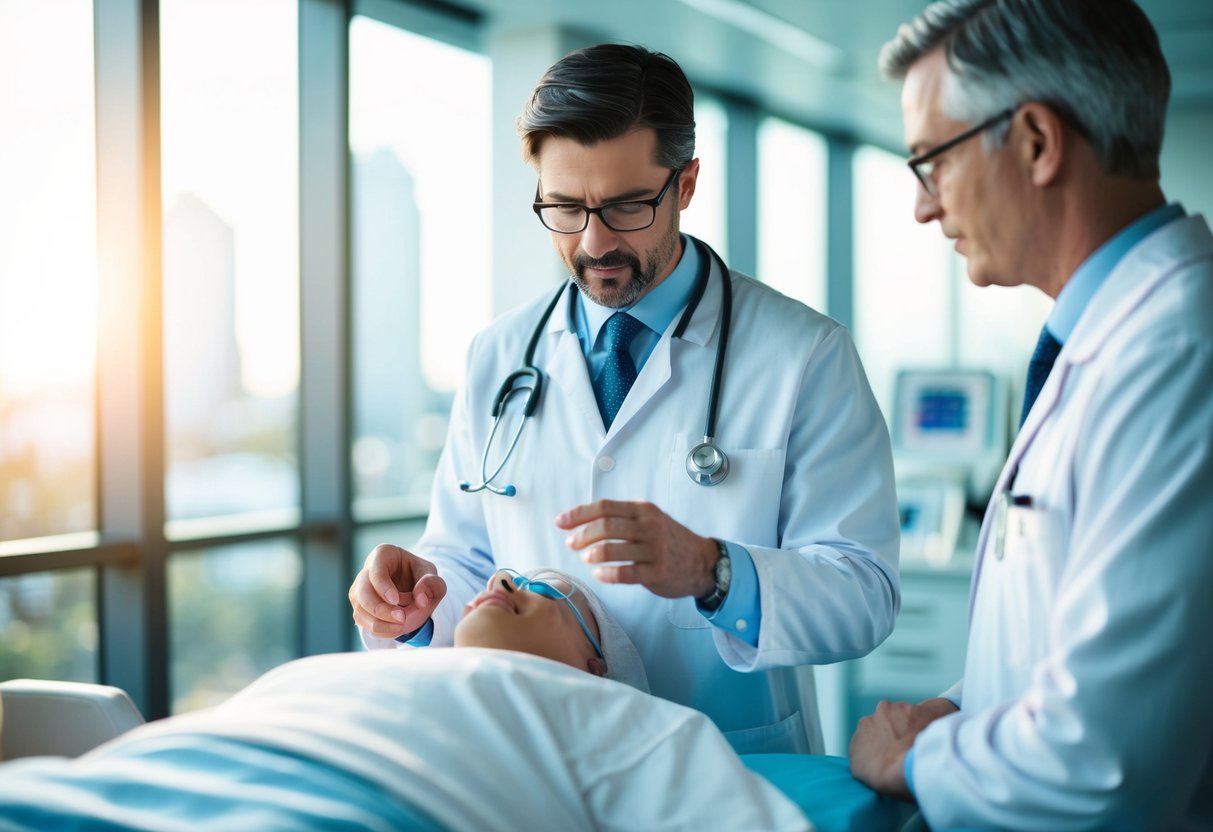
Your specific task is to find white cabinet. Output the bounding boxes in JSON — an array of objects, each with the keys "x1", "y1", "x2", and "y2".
[
  {"x1": 854, "y1": 568, "x2": 970, "y2": 699},
  {"x1": 820, "y1": 565, "x2": 972, "y2": 754}
]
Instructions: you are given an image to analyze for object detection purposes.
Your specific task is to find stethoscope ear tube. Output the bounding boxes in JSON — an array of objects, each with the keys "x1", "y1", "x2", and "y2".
[{"x1": 491, "y1": 368, "x2": 543, "y2": 418}]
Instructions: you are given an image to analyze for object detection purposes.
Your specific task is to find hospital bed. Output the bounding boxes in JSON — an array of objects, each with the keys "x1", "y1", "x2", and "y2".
[{"x1": 0, "y1": 674, "x2": 917, "y2": 831}]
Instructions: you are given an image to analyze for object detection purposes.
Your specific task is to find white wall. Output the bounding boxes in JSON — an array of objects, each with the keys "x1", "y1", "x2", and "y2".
[{"x1": 1160, "y1": 108, "x2": 1213, "y2": 219}]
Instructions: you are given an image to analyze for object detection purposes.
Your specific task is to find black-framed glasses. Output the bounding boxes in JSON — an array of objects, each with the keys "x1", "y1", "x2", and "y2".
[
  {"x1": 907, "y1": 107, "x2": 1015, "y2": 196},
  {"x1": 533, "y1": 168, "x2": 683, "y2": 234},
  {"x1": 497, "y1": 568, "x2": 604, "y2": 658}
]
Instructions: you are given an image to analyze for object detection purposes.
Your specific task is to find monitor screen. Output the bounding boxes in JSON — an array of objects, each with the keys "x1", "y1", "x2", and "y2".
[{"x1": 892, "y1": 369, "x2": 1000, "y2": 457}]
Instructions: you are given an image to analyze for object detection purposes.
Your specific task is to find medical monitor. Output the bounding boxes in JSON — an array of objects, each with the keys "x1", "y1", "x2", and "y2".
[
  {"x1": 891, "y1": 369, "x2": 1009, "y2": 564},
  {"x1": 891, "y1": 368, "x2": 1006, "y2": 470}
]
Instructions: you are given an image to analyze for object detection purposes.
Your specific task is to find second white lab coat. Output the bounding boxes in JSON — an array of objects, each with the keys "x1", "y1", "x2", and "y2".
[
  {"x1": 912, "y1": 215, "x2": 1213, "y2": 829},
  {"x1": 365, "y1": 248, "x2": 901, "y2": 755}
]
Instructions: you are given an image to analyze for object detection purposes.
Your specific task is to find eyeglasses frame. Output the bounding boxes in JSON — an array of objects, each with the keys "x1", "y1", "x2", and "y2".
[
  {"x1": 532, "y1": 167, "x2": 683, "y2": 234},
  {"x1": 907, "y1": 107, "x2": 1016, "y2": 196}
]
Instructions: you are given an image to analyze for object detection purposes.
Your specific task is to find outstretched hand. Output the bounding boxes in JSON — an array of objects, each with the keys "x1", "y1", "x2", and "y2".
[{"x1": 349, "y1": 544, "x2": 448, "y2": 639}]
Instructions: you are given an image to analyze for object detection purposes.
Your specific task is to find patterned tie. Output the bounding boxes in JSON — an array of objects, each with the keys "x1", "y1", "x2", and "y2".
[
  {"x1": 1020, "y1": 326, "x2": 1063, "y2": 427},
  {"x1": 594, "y1": 313, "x2": 647, "y2": 429}
]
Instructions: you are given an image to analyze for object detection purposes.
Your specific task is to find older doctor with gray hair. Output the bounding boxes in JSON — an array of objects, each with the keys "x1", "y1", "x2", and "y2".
[{"x1": 849, "y1": 0, "x2": 1213, "y2": 829}]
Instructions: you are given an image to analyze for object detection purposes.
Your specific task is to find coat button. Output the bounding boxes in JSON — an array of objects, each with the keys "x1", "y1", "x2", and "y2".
[{"x1": 596, "y1": 456, "x2": 615, "y2": 472}]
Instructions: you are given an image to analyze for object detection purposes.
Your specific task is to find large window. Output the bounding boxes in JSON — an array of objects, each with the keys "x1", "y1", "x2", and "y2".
[
  {"x1": 0, "y1": 0, "x2": 97, "y2": 543},
  {"x1": 159, "y1": 0, "x2": 301, "y2": 711},
  {"x1": 348, "y1": 16, "x2": 492, "y2": 516},
  {"x1": 168, "y1": 540, "x2": 301, "y2": 712},
  {"x1": 160, "y1": 0, "x2": 301, "y2": 530},
  {"x1": 757, "y1": 115, "x2": 827, "y2": 309},
  {"x1": 0, "y1": 570, "x2": 96, "y2": 682},
  {"x1": 682, "y1": 95, "x2": 729, "y2": 259},
  {"x1": 852, "y1": 145, "x2": 957, "y2": 420}
]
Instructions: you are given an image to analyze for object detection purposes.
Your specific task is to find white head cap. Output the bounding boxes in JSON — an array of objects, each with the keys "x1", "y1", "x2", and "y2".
[{"x1": 525, "y1": 568, "x2": 649, "y2": 693}]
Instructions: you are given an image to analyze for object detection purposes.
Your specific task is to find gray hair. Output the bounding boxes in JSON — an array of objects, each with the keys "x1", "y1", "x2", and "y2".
[{"x1": 878, "y1": 0, "x2": 1170, "y2": 178}]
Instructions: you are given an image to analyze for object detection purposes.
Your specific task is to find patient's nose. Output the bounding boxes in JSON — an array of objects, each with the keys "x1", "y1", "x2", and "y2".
[{"x1": 485, "y1": 570, "x2": 517, "y2": 593}]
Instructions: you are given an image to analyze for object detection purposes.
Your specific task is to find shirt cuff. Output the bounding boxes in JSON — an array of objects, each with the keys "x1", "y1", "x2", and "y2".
[
  {"x1": 697, "y1": 540, "x2": 760, "y2": 647},
  {"x1": 394, "y1": 618, "x2": 434, "y2": 646},
  {"x1": 904, "y1": 747, "x2": 916, "y2": 796}
]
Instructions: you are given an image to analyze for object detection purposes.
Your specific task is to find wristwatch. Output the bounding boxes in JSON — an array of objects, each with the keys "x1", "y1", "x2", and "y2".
[{"x1": 697, "y1": 538, "x2": 732, "y2": 612}]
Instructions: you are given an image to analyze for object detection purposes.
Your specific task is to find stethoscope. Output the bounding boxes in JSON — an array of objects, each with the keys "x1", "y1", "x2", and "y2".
[{"x1": 459, "y1": 237, "x2": 733, "y2": 498}]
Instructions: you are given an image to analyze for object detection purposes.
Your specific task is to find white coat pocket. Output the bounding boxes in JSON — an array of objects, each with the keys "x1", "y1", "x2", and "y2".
[
  {"x1": 664, "y1": 432, "x2": 784, "y2": 630},
  {"x1": 998, "y1": 500, "x2": 1064, "y2": 674}
]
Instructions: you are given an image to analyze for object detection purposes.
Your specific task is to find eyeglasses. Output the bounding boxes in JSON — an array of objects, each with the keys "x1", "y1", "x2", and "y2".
[
  {"x1": 497, "y1": 568, "x2": 604, "y2": 658},
  {"x1": 907, "y1": 107, "x2": 1015, "y2": 196},
  {"x1": 533, "y1": 168, "x2": 682, "y2": 234}
]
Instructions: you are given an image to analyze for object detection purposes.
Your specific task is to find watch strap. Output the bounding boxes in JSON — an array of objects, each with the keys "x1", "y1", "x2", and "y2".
[{"x1": 697, "y1": 538, "x2": 731, "y2": 612}]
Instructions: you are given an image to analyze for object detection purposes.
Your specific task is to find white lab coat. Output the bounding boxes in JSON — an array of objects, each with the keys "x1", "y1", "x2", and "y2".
[
  {"x1": 365, "y1": 248, "x2": 901, "y2": 755},
  {"x1": 913, "y1": 215, "x2": 1213, "y2": 830}
]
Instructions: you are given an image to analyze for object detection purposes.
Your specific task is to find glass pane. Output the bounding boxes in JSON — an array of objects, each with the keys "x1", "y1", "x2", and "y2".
[
  {"x1": 0, "y1": 1, "x2": 97, "y2": 542},
  {"x1": 682, "y1": 94, "x2": 728, "y2": 259},
  {"x1": 352, "y1": 520, "x2": 427, "y2": 648},
  {"x1": 349, "y1": 18, "x2": 491, "y2": 511},
  {"x1": 852, "y1": 145, "x2": 956, "y2": 420},
  {"x1": 0, "y1": 569, "x2": 97, "y2": 682},
  {"x1": 956, "y1": 280, "x2": 1051, "y2": 419},
  {"x1": 160, "y1": 0, "x2": 300, "y2": 524},
  {"x1": 757, "y1": 116, "x2": 827, "y2": 310},
  {"x1": 168, "y1": 539, "x2": 301, "y2": 713}
]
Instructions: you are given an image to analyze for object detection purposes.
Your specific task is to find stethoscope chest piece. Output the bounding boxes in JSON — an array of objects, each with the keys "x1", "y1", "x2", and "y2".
[{"x1": 686, "y1": 438, "x2": 729, "y2": 486}]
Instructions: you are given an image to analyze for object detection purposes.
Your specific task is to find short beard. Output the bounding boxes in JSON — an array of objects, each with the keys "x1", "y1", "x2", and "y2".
[{"x1": 568, "y1": 217, "x2": 680, "y2": 309}]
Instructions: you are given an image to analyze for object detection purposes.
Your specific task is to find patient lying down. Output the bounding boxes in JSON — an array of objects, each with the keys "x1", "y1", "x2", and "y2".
[{"x1": 0, "y1": 569, "x2": 812, "y2": 831}]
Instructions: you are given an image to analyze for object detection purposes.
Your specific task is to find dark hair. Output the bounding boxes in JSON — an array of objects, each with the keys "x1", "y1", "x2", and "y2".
[
  {"x1": 517, "y1": 43, "x2": 696, "y2": 169},
  {"x1": 879, "y1": 0, "x2": 1170, "y2": 178}
]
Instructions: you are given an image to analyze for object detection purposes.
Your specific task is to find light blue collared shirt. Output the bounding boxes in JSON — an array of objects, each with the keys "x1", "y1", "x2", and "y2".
[{"x1": 1046, "y1": 203, "x2": 1184, "y2": 343}]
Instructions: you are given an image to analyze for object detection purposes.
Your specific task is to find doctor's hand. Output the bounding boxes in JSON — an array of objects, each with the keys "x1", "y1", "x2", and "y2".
[
  {"x1": 555, "y1": 499, "x2": 718, "y2": 599},
  {"x1": 349, "y1": 544, "x2": 448, "y2": 639},
  {"x1": 849, "y1": 697, "x2": 958, "y2": 802}
]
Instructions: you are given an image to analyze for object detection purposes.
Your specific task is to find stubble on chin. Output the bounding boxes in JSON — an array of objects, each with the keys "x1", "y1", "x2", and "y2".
[
  {"x1": 567, "y1": 220, "x2": 680, "y2": 309},
  {"x1": 573, "y1": 272, "x2": 650, "y2": 308}
]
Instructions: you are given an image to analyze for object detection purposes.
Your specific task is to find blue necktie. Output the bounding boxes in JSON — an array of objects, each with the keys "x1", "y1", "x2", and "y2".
[
  {"x1": 1020, "y1": 326, "x2": 1062, "y2": 427},
  {"x1": 595, "y1": 313, "x2": 647, "y2": 429}
]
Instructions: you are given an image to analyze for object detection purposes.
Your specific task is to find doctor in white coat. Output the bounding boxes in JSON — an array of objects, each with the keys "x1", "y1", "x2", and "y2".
[
  {"x1": 350, "y1": 44, "x2": 901, "y2": 755},
  {"x1": 850, "y1": 1, "x2": 1213, "y2": 828}
]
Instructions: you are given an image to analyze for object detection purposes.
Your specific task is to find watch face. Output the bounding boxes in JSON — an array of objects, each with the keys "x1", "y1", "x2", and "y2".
[{"x1": 716, "y1": 552, "x2": 731, "y2": 588}]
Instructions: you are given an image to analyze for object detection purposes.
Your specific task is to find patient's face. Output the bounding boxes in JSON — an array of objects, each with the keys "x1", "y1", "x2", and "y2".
[{"x1": 454, "y1": 570, "x2": 604, "y2": 676}]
